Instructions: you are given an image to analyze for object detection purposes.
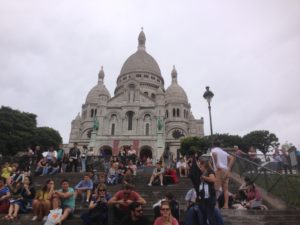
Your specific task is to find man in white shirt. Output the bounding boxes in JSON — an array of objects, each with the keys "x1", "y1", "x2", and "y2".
[{"x1": 211, "y1": 140, "x2": 235, "y2": 209}]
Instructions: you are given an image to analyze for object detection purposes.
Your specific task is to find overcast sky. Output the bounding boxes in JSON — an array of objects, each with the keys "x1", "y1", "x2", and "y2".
[{"x1": 1, "y1": 0, "x2": 299, "y2": 148}]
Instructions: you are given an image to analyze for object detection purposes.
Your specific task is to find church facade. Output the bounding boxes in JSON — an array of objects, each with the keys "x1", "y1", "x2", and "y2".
[{"x1": 69, "y1": 30, "x2": 204, "y2": 160}]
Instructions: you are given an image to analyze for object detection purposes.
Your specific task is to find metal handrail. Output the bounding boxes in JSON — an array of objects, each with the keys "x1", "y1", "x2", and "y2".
[{"x1": 227, "y1": 151, "x2": 300, "y2": 207}]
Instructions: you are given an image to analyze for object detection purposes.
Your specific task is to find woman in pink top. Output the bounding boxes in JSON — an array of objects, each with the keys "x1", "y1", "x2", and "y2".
[{"x1": 153, "y1": 201, "x2": 179, "y2": 225}]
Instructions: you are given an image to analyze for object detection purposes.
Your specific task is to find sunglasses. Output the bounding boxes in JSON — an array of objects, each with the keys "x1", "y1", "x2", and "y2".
[
  {"x1": 160, "y1": 208, "x2": 170, "y2": 211},
  {"x1": 135, "y1": 209, "x2": 143, "y2": 213}
]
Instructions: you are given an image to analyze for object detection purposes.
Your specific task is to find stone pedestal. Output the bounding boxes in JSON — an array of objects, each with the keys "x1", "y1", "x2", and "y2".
[
  {"x1": 88, "y1": 131, "x2": 97, "y2": 149},
  {"x1": 155, "y1": 130, "x2": 165, "y2": 162}
]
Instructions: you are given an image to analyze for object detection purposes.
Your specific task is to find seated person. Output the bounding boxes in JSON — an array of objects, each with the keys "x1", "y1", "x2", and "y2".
[
  {"x1": 121, "y1": 202, "x2": 151, "y2": 225},
  {"x1": 153, "y1": 201, "x2": 179, "y2": 225},
  {"x1": 1, "y1": 162, "x2": 12, "y2": 181},
  {"x1": 123, "y1": 168, "x2": 135, "y2": 185},
  {"x1": 148, "y1": 162, "x2": 165, "y2": 186},
  {"x1": 176, "y1": 158, "x2": 187, "y2": 177},
  {"x1": 108, "y1": 183, "x2": 146, "y2": 224},
  {"x1": 74, "y1": 174, "x2": 93, "y2": 203},
  {"x1": 5, "y1": 176, "x2": 35, "y2": 220},
  {"x1": 32, "y1": 179, "x2": 55, "y2": 221},
  {"x1": 80, "y1": 184, "x2": 111, "y2": 225},
  {"x1": 238, "y1": 177, "x2": 251, "y2": 202},
  {"x1": 107, "y1": 162, "x2": 119, "y2": 185},
  {"x1": 153, "y1": 192, "x2": 179, "y2": 221},
  {"x1": 0, "y1": 177, "x2": 11, "y2": 213},
  {"x1": 35, "y1": 158, "x2": 48, "y2": 176},
  {"x1": 54, "y1": 179, "x2": 75, "y2": 224},
  {"x1": 163, "y1": 168, "x2": 179, "y2": 185},
  {"x1": 245, "y1": 182, "x2": 262, "y2": 209},
  {"x1": 127, "y1": 160, "x2": 137, "y2": 176},
  {"x1": 47, "y1": 159, "x2": 60, "y2": 175}
]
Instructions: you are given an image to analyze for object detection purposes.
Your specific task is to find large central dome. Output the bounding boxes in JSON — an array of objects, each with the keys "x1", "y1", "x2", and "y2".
[
  {"x1": 119, "y1": 30, "x2": 162, "y2": 77},
  {"x1": 120, "y1": 50, "x2": 162, "y2": 76}
]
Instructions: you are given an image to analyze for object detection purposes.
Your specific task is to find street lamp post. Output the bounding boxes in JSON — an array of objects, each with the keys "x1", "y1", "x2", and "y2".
[{"x1": 203, "y1": 86, "x2": 214, "y2": 137}]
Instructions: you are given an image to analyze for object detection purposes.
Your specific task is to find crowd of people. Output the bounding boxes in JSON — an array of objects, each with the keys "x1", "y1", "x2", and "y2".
[{"x1": 0, "y1": 140, "x2": 275, "y2": 225}]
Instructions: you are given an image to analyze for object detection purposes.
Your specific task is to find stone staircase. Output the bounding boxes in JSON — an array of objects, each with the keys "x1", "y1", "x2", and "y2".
[{"x1": 1, "y1": 169, "x2": 300, "y2": 225}]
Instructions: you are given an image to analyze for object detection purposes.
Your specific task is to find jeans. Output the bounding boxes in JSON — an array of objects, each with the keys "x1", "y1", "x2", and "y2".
[
  {"x1": 185, "y1": 204, "x2": 224, "y2": 225},
  {"x1": 81, "y1": 158, "x2": 87, "y2": 172}
]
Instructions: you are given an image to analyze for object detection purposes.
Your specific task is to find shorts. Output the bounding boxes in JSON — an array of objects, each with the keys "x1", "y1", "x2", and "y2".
[
  {"x1": 214, "y1": 169, "x2": 229, "y2": 191},
  {"x1": 62, "y1": 205, "x2": 74, "y2": 213}
]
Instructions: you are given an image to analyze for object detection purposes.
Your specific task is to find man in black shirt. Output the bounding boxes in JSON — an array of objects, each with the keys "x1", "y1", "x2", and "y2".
[{"x1": 121, "y1": 202, "x2": 150, "y2": 225}]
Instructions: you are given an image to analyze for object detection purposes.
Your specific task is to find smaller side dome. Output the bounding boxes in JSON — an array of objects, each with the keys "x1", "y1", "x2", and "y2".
[
  {"x1": 165, "y1": 66, "x2": 188, "y2": 104},
  {"x1": 86, "y1": 67, "x2": 111, "y2": 104}
]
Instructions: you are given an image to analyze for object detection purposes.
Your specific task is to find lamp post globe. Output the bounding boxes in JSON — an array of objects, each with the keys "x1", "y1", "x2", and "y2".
[{"x1": 203, "y1": 86, "x2": 214, "y2": 137}]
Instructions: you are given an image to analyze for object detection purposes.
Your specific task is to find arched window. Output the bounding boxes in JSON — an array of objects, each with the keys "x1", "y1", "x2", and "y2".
[
  {"x1": 144, "y1": 92, "x2": 148, "y2": 96},
  {"x1": 145, "y1": 123, "x2": 150, "y2": 136},
  {"x1": 90, "y1": 109, "x2": 94, "y2": 117},
  {"x1": 166, "y1": 110, "x2": 169, "y2": 118},
  {"x1": 177, "y1": 108, "x2": 180, "y2": 117},
  {"x1": 111, "y1": 123, "x2": 115, "y2": 136},
  {"x1": 127, "y1": 111, "x2": 134, "y2": 130},
  {"x1": 94, "y1": 109, "x2": 97, "y2": 116},
  {"x1": 151, "y1": 93, "x2": 155, "y2": 99},
  {"x1": 173, "y1": 108, "x2": 176, "y2": 117}
]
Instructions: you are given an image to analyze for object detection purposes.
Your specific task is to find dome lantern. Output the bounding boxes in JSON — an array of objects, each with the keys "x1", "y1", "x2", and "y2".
[
  {"x1": 171, "y1": 65, "x2": 178, "y2": 84},
  {"x1": 98, "y1": 66, "x2": 105, "y2": 84},
  {"x1": 138, "y1": 27, "x2": 146, "y2": 50}
]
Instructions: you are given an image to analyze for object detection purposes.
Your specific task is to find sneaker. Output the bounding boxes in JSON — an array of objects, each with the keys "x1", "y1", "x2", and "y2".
[
  {"x1": 32, "y1": 216, "x2": 38, "y2": 221},
  {"x1": 148, "y1": 183, "x2": 152, "y2": 186},
  {"x1": 43, "y1": 216, "x2": 47, "y2": 221}
]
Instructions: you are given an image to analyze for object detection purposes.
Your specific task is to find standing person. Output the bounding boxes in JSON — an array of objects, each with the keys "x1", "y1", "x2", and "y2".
[
  {"x1": 148, "y1": 162, "x2": 165, "y2": 186},
  {"x1": 273, "y1": 149, "x2": 283, "y2": 173},
  {"x1": 153, "y1": 201, "x2": 179, "y2": 225},
  {"x1": 281, "y1": 148, "x2": 292, "y2": 174},
  {"x1": 121, "y1": 202, "x2": 151, "y2": 225},
  {"x1": 54, "y1": 179, "x2": 75, "y2": 224},
  {"x1": 81, "y1": 145, "x2": 88, "y2": 172},
  {"x1": 198, "y1": 159, "x2": 217, "y2": 225},
  {"x1": 56, "y1": 144, "x2": 64, "y2": 173},
  {"x1": 162, "y1": 147, "x2": 173, "y2": 169},
  {"x1": 68, "y1": 143, "x2": 81, "y2": 172},
  {"x1": 211, "y1": 140, "x2": 235, "y2": 209}
]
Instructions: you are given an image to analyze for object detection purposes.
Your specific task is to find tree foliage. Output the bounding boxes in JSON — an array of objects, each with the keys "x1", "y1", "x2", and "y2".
[
  {"x1": 180, "y1": 136, "x2": 210, "y2": 155},
  {"x1": 243, "y1": 130, "x2": 279, "y2": 156},
  {"x1": 0, "y1": 106, "x2": 62, "y2": 155},
  {"x1": 32, "y1": 127, "x2": 62, "y2": 149}
]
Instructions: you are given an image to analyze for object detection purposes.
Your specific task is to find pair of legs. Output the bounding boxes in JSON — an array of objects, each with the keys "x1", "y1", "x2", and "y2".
[
  {"x1": 148, "y1": 173, "x2": 163, "y2": 186},
  {"x1": 6, "y1": 202, "x2": 20, "y2": 220},
  {"x1": 179, "y1": 166, "x2": 187, "y2": 177},
  {"x1": 215, "y1": 169, "x2": 229, "y2": 209},
  {"x1": 75, "y1": 189, "x2": 91, "y2": 202},
  {"x1": 32, "y1": 199, "x2": 51, "y2": 220},
  {"x1": 59, "y1": 206, "x2": 73, "y2": 224}
]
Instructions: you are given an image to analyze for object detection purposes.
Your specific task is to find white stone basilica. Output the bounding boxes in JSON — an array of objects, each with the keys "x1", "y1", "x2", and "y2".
[{"x1": 69, "y1": 30, "x2": 204, "y2": 160}]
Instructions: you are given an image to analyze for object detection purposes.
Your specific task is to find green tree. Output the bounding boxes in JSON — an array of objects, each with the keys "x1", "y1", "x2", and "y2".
[
  {"x1": 0, "y1": 106, "x2": 37, "y2": 155},
  {"x1": 0, "y1": 106, "x2": 63, "y2": 155},
  {"x1": 243, "y1": 130, "x2": 279, "y2": 158},
  {"x1": 213, "y1": 133, "x2": 245, "y2": 151},
  {"x1": 32, "y1": 127, "x2": 62, "y2": 149},
  {"x1": 180, "y1": 136, "x2": 210, "y2": 155}
]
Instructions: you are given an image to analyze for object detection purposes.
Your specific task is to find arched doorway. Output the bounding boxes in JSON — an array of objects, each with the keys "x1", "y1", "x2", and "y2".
[
  {"x1": 99, "y1": 145, "x2": 112, "y2": 161},
  {"x1": 139, "y1": 146, "x2": 153, "y2": 164}
]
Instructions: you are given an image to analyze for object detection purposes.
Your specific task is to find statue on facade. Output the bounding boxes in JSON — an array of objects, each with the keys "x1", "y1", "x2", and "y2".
[
  {"x1": 157, "y1": 117, "x2": 163, "y2": 131},
  {"x1": 93, "y1": 117, "x2": 99, "y2": 131}
]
